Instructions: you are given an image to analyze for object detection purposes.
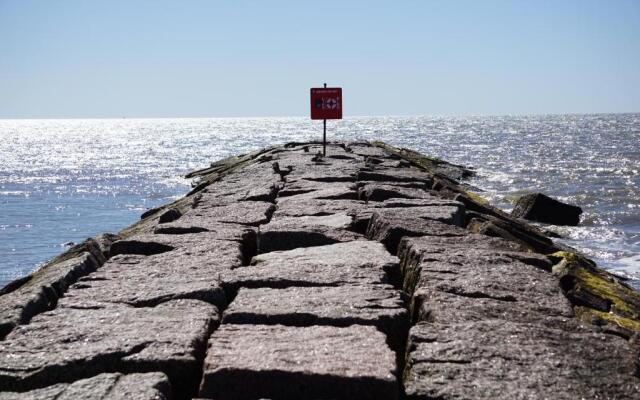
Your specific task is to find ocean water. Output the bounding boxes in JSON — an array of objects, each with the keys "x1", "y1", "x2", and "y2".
[{"x1": 1, "y1": 115, "x2": 639, "y2": 289}]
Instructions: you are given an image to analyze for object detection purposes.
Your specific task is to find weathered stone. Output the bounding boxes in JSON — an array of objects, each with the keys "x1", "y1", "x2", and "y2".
[
  {"x1": 404, "y1": 321, "x2": 640, "y2": 400},
  {"x1": 359, "y1": 184, "x2": 437, "y2": 202},
  {"x1": 0, "y1": 372, "x2": 171, "y2": 400},
  {"x1": 274, "y1": 197, "x2": 367, "y2": 218},
  {"x1": 346, "y1": 143, "x2": 390, "y2": 158},
  {"x1": 414, "y1": 290, "x2": 577, "y2": 330},
  {"x1": 366, "y1": 208, "x2": 467, "y2": 254},
  {"x1": 225, "y1": 241, "x2": 399, "y2": 290},
  {"x1": 345, "y1": 197, "x2": 461, "y2": 234},
  {"x1": 110, "y1": 231, "x2": 251, "y2": 263},
  {"x1": 512, "y1": 192, "x2": 583, "y2": 226},
  {"x1": 466, "y1": 211, "x2": 559, "y2": 254},
  {"x1": 373, "y1": 197, "x2": 463, "y2": 209},
  {"x1": 196, "y1": 169, "x2": 281, "y2": 203},
  {"x1": 199, "y1": 324, "x2": 398, "y2": 400},
  {"x1": 553, "y1": 252, "x2": 640, "y2": 338},
  {"x1": 278, "y1": 186, "x2": 358, "y2": 201},
  {"x1": 153, "y1": 220, "x2": 256, "y2": 244},
  {"x1": 173, "y1": 201, "x2": 275, "y2": 227},
  {"x1": 0, "y1": 299, "x2": 217, "y2": 398},
  {"x1": 157, "y1": 207, "x2": 182, "y2": 224},
  {"x1": 398, "y1": 234, "x2": 550, "y2": 272},
  {"x1": 274, "y1": 153, "x2": 361, "y2": 182},
  {"x1": 357, "y1": 168, "x2": 433, "y2": 185},
  {"x1": 258, "y1": 216, "x2": 363, "y2": 253},
  {"x1": 370, "y1": 142, "x2": 474, "y2": 180},
  {"x1": 278, "y1": 180, "x2": 356, "y2": 197},
  {"x1": 64, "y1": 251, "x2": 230, "y2": 308},
  {"x1": 223, "y1": 285, "x2": 407, "y2": 350},
  {"x1": 0, "y1": 240, "x2": 103, "y2": 339},
  {"x1": 93, "y1": 233, "x2": 120, "y2": 259},
  {"x1": 413, "y1": 254, "x2": 569, "y2": 314},
  {"x1": 357, "y1": 180, "x2": 430, "y2": 190}
]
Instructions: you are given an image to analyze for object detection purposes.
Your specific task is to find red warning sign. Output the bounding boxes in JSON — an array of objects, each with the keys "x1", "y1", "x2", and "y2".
[{"x1": 310, "y1": 87, "x2": 342, "y2": 120}]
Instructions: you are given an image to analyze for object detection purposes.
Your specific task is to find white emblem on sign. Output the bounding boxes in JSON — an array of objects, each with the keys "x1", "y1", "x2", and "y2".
[{"x1": 325, "y1": 98, "x2": 338, "y2": 109}]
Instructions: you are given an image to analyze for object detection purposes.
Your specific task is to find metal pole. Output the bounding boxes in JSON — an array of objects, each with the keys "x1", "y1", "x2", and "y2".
[
  {"x1": 323, "y1": 119, "x2": 326, "y2": 156},
  {"x1": 323, "y1": 83, "x2": 327, "y2": 156}
]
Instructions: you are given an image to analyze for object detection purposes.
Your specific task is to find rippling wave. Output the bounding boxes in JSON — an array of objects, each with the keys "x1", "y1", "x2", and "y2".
[{"x1": 1, "y1": 115, "x2": 638, "y2": 288}]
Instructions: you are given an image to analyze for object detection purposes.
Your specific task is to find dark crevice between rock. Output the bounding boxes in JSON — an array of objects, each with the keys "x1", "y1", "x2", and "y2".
[
  {"x1": 109, "y1": 241, "x2": 175, "y2": 257},
  {"x1": 277, "y1": 188, "x2": 316, "y2": 198},
  {"x1": 303, "y1": 176, "x2": 356, "y2": 183},
  {"x1": 239, "y1": 230, "x2": 258, "y2": 267},
  {"x1": 0, "y1": 276, "x2": 31, "y2": 296},
  {"x1": 122, "y1": 289, "x2": 227, "y2": 311},
  {"x1": 257, "y1": 231, "x2": 347, "y2": 254},
  {"x1": 222, "y1": 281, "x2": 342, "y2": 295},
  {"x1": 0, "y1": 342, "x2": 150, "y2": 394},
  {"x1": 153, "y1": 225, "x2": 209, "y2": 235},
  {"x1": 441, "y1": 289, "x2": 518, "y2": 303},
  {"x1": 421, "y1": 358, "x2": 472, "y2": 365},
  {"x1": 315, "y1": 192, "x2": 359, "y2": 201},
  {"x1": 190, "y1": 310, "x2": 221, "y2": 400}
]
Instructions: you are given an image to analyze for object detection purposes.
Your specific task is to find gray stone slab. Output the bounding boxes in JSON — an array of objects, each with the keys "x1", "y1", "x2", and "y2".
[
  {"x1": 274, "y1": 152, "x2": 362, "y2": 176},
  {"x1": 0, "y1": 299, "x2": 218, "y2": 398},
  {"x1": 0, "y1": 372, "x2": 171, "y2": 400},
  {"x1": 167, "y1": 201, "x2": 275, "y2": 229},
  {"x1": 357, "y1": 168, "x2": 434, "y2": 184},
  {"x1": 225, "y1": 241, "x2": 399, "y2": 289},
  {"x1": 110, "y1": 231, "x2": 249, "y2": 261},
  {"x1": 223, "y1": 285, "x2": 407, "y2": 349},
  {"x1": 413, "y1": 290, "x2": 576, "y2": 329},
  {"x1": 346, "y1": 143, "x2": 389, "y2": 158},
  {"x1": 64, "y1": 251, "x2": 229, "y2": 308},
  {"x1": 397, "y1": 234, "x2": 549, "y2": 270},
  {"x1": 404, "y1": 321, "x2": 640, "y2": 400},
  {"x1": 278, "y1": 180, "x2": 356, "y2": 197},
  {"x1": 258, "y1": 216, "x2": 364, "y2": 253},
  {"x1": 367, "y1": 209, "x2": 467, "y2": 254},
  {"x1": 199, "y1": 324, "x2": 398, "y2": 400},
  {"x1": 278, "y1": 186, "x2": 358, "y2": 201},
  {"x1": 0, "y1": 240, "x2": 104, "y2": 339},
  {"x1": 273, "y1": 198, "x2": 368, "y2": 218},
  {"x1": 397, "y1": 236, "x2": 570, "y2": 323},
  {"x1": 398, "y1": 232, "x2": 528, "y2": 254},
  {"x1": 359, "y1": 184, "x2": 436, "y2": 202},
  {"x1": 198, "y1": 170, "x2": 281, "y2": 203},
  {"x1": 152, "y1": 218, "x2": 257, "y2": 238}
]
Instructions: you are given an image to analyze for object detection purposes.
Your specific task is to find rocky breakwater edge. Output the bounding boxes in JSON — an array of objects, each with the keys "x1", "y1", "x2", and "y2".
[{"x1": 0, "y1": 140, "x2": 639, "y2": 399}]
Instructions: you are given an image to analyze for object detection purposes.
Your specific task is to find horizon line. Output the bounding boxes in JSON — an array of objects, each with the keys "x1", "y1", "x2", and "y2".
[{"x1": 1, "y1": 111, "x2": 639, "y2": 121}]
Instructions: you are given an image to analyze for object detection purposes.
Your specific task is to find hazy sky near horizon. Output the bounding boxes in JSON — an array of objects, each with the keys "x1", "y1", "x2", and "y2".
[{"x1": 1, "y1": 0, "x2": 639, "y2": 118}]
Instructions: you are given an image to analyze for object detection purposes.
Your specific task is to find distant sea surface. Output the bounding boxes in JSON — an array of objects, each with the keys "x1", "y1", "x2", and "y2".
[{"x1": 1, "y1": 115, "x2": 639, "y2": 289}]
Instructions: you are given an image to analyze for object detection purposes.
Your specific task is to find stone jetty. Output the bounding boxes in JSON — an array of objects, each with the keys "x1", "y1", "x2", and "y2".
[{"x1": 1, "y1": 141, "x2": 639, "y2": 399}]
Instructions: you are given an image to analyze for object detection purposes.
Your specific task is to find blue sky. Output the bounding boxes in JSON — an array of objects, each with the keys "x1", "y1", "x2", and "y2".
[{"x1": 1, "y1": 0, "x2": 639, "y2": 118}]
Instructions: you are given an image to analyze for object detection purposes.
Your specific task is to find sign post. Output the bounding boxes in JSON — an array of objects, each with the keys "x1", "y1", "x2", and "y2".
[{"x1": 310, "y1": 84, "x2": 342, "y2": 156}]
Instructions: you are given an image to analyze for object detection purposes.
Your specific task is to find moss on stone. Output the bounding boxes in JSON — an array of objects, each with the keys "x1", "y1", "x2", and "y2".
[
  {"x1": 549, "y1": 251, "x2": 596, "y2": 268},
  {"x1": 551, "y1": 251, "x2": 640, "y2": 326},
  {"x1": 463, "y1": 190, "x2": 490, "y2": 205},
  {"x1": 575, "y1": 306, "x2": 640, "y2": 339},
  {"x1": 371, "y1": 141, "x2": 443, "y2": 173}
]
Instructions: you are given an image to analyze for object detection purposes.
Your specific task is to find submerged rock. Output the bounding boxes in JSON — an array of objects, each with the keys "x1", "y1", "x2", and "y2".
[{"x1": 512, "y1": 192, "x2": 583, "y2": 226}]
